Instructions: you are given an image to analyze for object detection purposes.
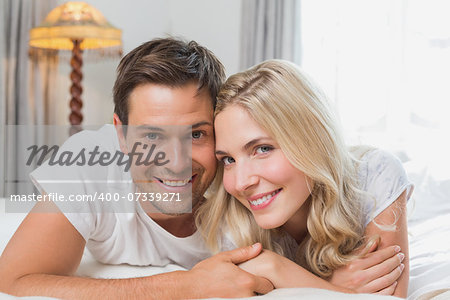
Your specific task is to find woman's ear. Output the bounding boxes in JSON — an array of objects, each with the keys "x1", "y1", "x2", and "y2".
[{"x1": 113, "y1": 114, "x2": 129, "y2": 154}]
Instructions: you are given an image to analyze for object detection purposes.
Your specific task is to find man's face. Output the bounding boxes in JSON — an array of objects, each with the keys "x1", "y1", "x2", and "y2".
[{"x1": 114, "y1": 82, "x2": 216, "y2": 214}]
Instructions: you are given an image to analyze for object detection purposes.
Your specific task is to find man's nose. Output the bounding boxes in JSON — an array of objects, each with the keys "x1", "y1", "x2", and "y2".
[{"x1": 162, "y1": 138, "x2": 191, "y2": 175}]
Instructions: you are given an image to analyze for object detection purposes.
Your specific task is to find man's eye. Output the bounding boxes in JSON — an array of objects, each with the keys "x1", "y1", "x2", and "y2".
[
  {"x1": 146, "y1": 133, "x2": 159, "y2": 140},
  {"x1": 255, "y1": 145, "x2": 273, "y2": 154},
  {"x1": 222, "y1": 156, "x2": 235, "y2": 165},
  {"x1": 192, "y1": 131, "x2": 204, "y2": 139}
]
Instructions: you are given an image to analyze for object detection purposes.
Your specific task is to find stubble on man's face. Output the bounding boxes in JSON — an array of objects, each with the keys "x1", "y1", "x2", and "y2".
[{"x1": 115, "y1": 82, "x2": 217, "y2": 215}]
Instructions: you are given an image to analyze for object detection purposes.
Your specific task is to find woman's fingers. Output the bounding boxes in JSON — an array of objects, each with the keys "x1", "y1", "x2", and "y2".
[
  {"x1": 357, "y1": 245, "x2": 402, "y2": 270},
  {"x1": 364, "y1": 261, "x2": 405, "y2": 292},
  {"x1": 341, "y1": 246, "x2": 404, "y2": 293},
  {"x1": 330, "y1": 245, "x2": 404, "y2": 293},
  {"x1": 366, "y1": 250, "x2": 405, "y2": 277}
]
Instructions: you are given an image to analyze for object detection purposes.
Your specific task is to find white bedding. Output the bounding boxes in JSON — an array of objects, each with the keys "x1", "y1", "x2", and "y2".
[{"x1": 0, "y1": 160, "x2": 449, "y2": 299}]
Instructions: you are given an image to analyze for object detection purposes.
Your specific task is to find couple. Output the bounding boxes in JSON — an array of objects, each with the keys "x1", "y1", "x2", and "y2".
[{"x1": 0, "y1": 38, "x2": 411, "y2": 299}]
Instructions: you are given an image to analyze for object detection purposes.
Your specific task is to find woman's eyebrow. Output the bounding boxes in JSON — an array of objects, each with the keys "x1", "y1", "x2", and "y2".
[
  {"x1": 215, "y1": 150, "x2": 228, "y2": 156},
  {"x1": 242, "y1": 137, "x2": 267, "y2": 151},
  {"x1": 215, "y1": 137, "x2": 269, "y2": 156}
]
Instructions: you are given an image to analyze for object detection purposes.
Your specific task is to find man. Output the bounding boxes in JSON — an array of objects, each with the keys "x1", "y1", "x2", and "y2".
[{"x1": 0, "y1": 38, "x2": 273, "y2": 298}]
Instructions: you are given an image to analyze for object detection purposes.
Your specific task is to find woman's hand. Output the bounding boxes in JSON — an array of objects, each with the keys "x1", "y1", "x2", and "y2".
[
  {"x1": 238, "y1": 249, "x2": 282, "y2": 287},
  {"x1": 238, "y1": 242, "x2": 404, "y2": 295},
  {"x1": 239, "y1": 249, "x2": 354, "y2": 293},
  {"x1": 329, "y1": 241, "x2": 405, "y2": 295}
]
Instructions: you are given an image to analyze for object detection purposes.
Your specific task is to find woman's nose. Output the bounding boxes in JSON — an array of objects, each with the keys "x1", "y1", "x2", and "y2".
[{"x1": 234, "y1": 161, "x2": 259, "y2": 192}]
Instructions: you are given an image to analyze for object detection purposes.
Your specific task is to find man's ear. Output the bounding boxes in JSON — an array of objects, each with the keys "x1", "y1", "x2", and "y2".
[{"x1": 113, "y1": 113, "x2": 129, "y2": 154}]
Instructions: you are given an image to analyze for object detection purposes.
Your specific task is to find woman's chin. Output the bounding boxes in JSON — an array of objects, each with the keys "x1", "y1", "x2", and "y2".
[{"x1": 255, "y1": 217, "x2": 285, "y2": 230}]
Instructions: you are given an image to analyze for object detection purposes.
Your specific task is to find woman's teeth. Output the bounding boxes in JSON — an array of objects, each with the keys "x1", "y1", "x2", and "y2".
[{"x1": 250, "y1": 189, "x2": 279, "y2": 206}]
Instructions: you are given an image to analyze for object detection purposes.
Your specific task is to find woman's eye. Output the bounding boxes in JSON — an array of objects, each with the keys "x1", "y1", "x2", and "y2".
[
  {"x1": 255, "y1": 145, "x2": 272, "y2": 154},
  {"x1": 146, "y1": 133, "x2": 160, "y2": 140},
  {"x1": 222, "y1": 156, "x2": 235, "y2": 165},
  {"x1": 192, "y1": 131, "x2": 204, "y2": 139}
]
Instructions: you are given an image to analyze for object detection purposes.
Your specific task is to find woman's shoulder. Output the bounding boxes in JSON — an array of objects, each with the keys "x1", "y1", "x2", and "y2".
[
  {"x1": 363, "y1": 149, "x2": 405, "y2": 182},
  {"x1": 350, "y1": 146, "x2": 405, "y2": 184},
  {"x1": 350, "y1": 146, "x2": 413, "y2": 225}
]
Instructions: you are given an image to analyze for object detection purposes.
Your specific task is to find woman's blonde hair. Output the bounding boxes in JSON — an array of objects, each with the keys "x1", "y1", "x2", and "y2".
[{"x1": 196, "y1": 59, "x2": 365, "y2": 278}]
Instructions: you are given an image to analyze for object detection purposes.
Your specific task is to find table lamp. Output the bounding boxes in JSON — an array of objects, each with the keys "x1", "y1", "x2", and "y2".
[{"x1": 29, "y1": 1, "x2": 122, "y2": 133}]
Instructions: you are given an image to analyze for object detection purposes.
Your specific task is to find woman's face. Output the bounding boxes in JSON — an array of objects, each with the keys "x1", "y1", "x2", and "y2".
[{"x1": 214, "y1": 105, "x2": 312, "y2": 230}]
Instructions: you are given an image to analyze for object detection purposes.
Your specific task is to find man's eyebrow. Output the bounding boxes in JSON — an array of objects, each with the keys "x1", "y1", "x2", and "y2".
[
  {"x1": 136, "y1": 122, "x2": 211, "y2": 132},
  {"x1": 136, "y1": 125, "x2": 164, "y2": 132},
  {"x1": 192, "y1": 121, "x2": 213, "y2": 129}
]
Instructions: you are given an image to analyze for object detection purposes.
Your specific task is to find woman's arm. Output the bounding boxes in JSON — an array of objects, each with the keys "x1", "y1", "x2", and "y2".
[
  {"x1": 238, "y1": 250, "x2": 354, "y2": 293},
  {"x1": 239, "y1": 245, "x2": 403, "y2": 295},
  {"x1": 329, "y1": 190, "x2": 409, "y2": 297},
  {"x1": 362, "y1": 191, "x2": 409, "y2": 298},
  {"x1": 239, "y1": 192, "x2": 409, "y2": 296},
  {"x1": 239, "y1": 193, "x2": 408, "y2": 295}
]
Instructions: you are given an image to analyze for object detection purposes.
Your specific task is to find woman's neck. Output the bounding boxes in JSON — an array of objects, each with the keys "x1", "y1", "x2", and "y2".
[{"x1": 281, "y1": 197, "x2": 311, "y2": 244}]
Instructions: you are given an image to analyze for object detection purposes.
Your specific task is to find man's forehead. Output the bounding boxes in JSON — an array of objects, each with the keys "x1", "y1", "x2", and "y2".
[{"x1": 127, "y1": 83, "x2": 213, "y2": 125}]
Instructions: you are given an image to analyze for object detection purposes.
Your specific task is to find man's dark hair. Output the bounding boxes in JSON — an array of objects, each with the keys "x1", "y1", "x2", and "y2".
[{"x1": 113, "y1": 37, "x2": 226, "y2": 124}]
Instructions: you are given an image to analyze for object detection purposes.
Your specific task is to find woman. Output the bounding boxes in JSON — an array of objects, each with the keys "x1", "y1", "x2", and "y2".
[{"x1": 196, "y1": 60, "x2": 412, "y2": 297}]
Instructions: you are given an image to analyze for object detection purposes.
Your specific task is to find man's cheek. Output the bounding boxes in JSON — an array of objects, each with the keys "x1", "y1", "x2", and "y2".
[{"x1": 193, "y1": 145, "x2": 216, "y2": 168}]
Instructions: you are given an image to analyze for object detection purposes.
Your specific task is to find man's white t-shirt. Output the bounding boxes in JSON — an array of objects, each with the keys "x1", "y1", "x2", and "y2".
[{"x1": 30, "y1": 125, "x2": 211, "y2": 269}]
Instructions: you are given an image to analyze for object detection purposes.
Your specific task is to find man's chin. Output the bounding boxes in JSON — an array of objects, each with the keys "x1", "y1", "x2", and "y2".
[{"x1": 150, "y1": 196, "x2": 203, "y2": 215}]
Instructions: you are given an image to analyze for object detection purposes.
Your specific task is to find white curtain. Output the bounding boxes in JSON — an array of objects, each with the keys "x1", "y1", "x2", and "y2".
[
  {"x1": 240, "y1": 0, "x2": 300, "y2": 70},
  {"x1": 300, "y1": 0, "x2": 450, "y2": 180},
  {"x1": 0, "y1": 0, "x2": 6, "y2": 198},
  {"x1": 1, "y1": 0, "x2": 57, "y2": 197}
]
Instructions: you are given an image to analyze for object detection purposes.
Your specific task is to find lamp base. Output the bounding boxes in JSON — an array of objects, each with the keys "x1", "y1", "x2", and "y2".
[{"x1": 69, "y1": 39, "x2": 83, "y2": 135}]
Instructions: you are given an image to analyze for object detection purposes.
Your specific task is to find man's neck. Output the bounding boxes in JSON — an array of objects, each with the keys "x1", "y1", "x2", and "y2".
[
  {"x1": 146, "y1": 198, "x2": 204, "y2": 238},
  {"x1": 147, "y1": 212, "x2": 196, "y2": 237}
]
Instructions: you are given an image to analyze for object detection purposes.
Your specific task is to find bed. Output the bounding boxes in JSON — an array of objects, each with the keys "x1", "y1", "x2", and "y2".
[{"x1": 1, "y1": 159, "x2": 449, "y2": 299}]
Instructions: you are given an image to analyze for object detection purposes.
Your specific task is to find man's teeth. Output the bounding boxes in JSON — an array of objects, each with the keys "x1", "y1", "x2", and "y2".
[
  {"x1": 250, "y1": 190, "x2": 279, "y2": 206},
  {"x1": 161, "y1": 178, "x2": 191, "y2": 187}
]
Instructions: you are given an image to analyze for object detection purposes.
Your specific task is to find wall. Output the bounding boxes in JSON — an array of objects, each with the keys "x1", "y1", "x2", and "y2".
[
  {"x1": 167, "y1": 0, "x2": 241, "y2": 76},
  {"x1": 54, "y1": 0, "x2": 242, "y2": 125}
]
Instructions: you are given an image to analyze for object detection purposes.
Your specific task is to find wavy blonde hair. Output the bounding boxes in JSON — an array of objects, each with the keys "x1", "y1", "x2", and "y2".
[{"x1": 196, "y1": 60, "x2": 366, "y2": 278}]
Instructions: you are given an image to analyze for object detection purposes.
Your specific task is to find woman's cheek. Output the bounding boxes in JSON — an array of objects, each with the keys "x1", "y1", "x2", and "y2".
[{"x1": 222, "y1": 172, "x2": 236, "y2": 196}]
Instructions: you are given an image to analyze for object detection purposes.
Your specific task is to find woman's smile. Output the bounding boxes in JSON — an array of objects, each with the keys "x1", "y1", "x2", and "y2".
[{"x1": 246, "y1": 188, "x2": 283, "y2": 210}]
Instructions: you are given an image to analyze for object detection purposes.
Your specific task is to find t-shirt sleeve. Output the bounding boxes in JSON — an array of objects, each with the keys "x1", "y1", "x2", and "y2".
[{"x1": 360, "y1": 149, "x2": 414, "y2": 226}]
